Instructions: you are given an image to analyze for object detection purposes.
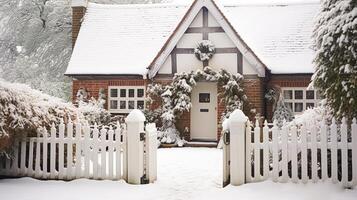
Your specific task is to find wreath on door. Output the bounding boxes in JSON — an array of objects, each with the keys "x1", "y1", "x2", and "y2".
[{"x1": 194, "y1": 40, "x2": 215, "y2": 61}]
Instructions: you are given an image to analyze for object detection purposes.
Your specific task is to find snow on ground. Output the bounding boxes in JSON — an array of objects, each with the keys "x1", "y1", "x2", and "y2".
[{"x1": 0, "y1": 148, "x2": 356, "y2": 200}]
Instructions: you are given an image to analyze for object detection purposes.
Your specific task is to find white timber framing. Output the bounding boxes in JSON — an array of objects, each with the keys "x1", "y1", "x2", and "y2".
[{"x1": 148, "y1": 0, "x2": 266, "y2": 79}]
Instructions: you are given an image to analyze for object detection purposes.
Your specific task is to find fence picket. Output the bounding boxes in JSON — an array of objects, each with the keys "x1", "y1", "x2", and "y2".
[
  {"x1": 262, "y1": 120, "x2": 269, "y2": 180},
  {"x1": 92, "y1": 124, "x2": 99, "y2": 179},
  {"x1": 115, "y1": 123, "x2": 122, "y2": 180},
  {"x1": 108, "y1": 126, "x2": 114, "y2": 179},
  {"x1": 281, "y1": 124, "x2": 288, "y2": 182},
  {"x1": 100, "y1": 127, "x2": 107, "y2": 179},
  {"x1": 84, "y1": 123, "x2": 91, "y2": 179},
  {"x1": 352, "y1": 118, "x2": 357, "y2": 187},
  {"x1": 58, "y1": 120, "x2": 65, "y2": 180},
  {"x1": 272, "y1": 121, "x2": 279, "y2": 182},
  {"x1": 35, "y1": 132, "x2": 41, "y2": 178},
  {"x1": 245, "y1": 120, "x2": 252, "y2": 182},
  {"x1": 291, "y1": 124, "x2": 298, "y2": 183},
  {"x1": 331, "y1": 118, "x2": 338, "y2": 183},
  {"x1": 320, "y1": 119, "x2": 328, "y2": 181},
  {"x1": 67, "y1": 119, "x2": 74, "y2": 180},
  {"x1": 254, "y1": 120, "x2": 260, "y2": 181},
  {"x1": 20, "y1": 140, "x2": 26, "y2": 175},
  {"x1": 75, "y1": 121, "x2": 82, "y2": 179},
  {"x1": 12, "y1": 141, "x2": 19, "y2": 176},
  {"x1": 28, "y1": 138, "x2": 34, "y2": 177},
  {"x1": 311, "y1": 123, "x2": 318, "y2": 183},
  {"x1": 42, "y1": 129, "x2": 48, "y2": 179},
  {"x1": 341, "y1": 117, "x2": 348, "y2": 187},
  {"x1": 301, "y1": 125, "x2": 308, "y2": 183},
  {"x1": 50, "y1": 123, "x2": 56, "y2": 179}
]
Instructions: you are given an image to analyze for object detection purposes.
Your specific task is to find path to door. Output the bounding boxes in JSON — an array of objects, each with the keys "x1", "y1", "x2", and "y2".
[{"x1": 156, "y1": 148, "x2": 222, "y2": 200}]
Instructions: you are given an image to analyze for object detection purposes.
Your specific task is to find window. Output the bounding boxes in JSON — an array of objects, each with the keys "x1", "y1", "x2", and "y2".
[
  {"x1": 282, "y1": 88, "x2": 321, "y2": 114},
  {"x1": 108, "y1": 86, "x2": 145, "y2": 113},
  {"x1": 199, "y1": 93, "x2": 210, "y2": 103}
]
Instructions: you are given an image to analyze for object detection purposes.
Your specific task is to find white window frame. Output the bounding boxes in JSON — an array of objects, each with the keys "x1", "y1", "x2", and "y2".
[
  {"x1": 108, "y1": 86, "x2": 146, "y2": 114},
  {"x1": 281, "y1": 87, "x2": 321, "y2": 114}
]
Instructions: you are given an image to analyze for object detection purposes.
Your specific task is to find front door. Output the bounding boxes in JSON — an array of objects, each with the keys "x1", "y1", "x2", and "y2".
[{"x1": 190, "y1": 82, "x2": 217, "y2": 141}]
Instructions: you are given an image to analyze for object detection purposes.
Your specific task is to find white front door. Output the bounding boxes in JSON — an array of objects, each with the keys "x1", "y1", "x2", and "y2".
[{"x1": 190, "y1": 82, "x2": 217, "y2": 141}]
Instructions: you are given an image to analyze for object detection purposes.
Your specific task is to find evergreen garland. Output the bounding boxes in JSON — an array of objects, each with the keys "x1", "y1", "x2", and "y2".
[{"x1": 146, "y1": 67, "x2": 248, "y2": 143}]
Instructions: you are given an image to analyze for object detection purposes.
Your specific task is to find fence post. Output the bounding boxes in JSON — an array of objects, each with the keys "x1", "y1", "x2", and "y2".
[
  {"x1": 125, "y1": 109, "x2": 146, "y2": 184},
  {"x1": 228, "y1": 109, "x2": 248, "y2": 186}
]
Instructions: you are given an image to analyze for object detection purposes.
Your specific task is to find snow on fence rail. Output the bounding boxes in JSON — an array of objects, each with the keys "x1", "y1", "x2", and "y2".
[
  {"x1": 0, "y1": 120, "x2": 127, "y2": 181},
  {"x1": 224, "y1": 109, "x2": 357, "y2": 188}
]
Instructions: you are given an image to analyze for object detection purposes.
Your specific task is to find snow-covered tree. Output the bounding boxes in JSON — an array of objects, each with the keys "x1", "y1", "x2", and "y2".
[
  {"x1": 0, "y1": 0, "x2": 167, "y2": 100},
  {"x1": 266, "y1": 86, "x2": 294, "y2": 127},
  {"x1": 312, "y1": 0, "x2": 357, "y2": 119}
]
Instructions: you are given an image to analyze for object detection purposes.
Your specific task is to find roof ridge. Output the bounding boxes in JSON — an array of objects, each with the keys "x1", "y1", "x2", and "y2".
[
  {"x1": 221, "y1": 2, "x2": 319, "y2": 7},
  {"x1": 87, "y1": 2, "x2": 189, "y2": 9}
]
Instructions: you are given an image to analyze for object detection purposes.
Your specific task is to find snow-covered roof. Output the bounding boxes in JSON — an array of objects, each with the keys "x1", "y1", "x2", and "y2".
[
  {"x1": 65, "y1": 0, "x2": 319, "y2": 76},
  {"x1": 219, "y1": 2, "x2": 319, "y2": 74},
  {"x1": 66, "y1": 3, "x2": 189, "y2": 76}
]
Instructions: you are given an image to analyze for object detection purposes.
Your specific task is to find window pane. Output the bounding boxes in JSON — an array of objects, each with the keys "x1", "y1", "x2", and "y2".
[
  {"x1": 283, "y1": 90, "x2": 293, "y2": 100},
  {"x1": 120, "y1": 89, "x2": 126, "y2": 97},
  {"x1": 294, "y1": 103, "x2": 303, "y2": 112},
  {"x1": 137, "y1": 100, "x2": 144, "y2": 109},
  {"x1": 306, "y1": 103, "x2": 315, "y2": 109},
  {"x1": 110, "y1": 89, "x2": 118, "y2": 98},
  {"x1": 306, "y1": 90, "x2": 314, "y2": 99},
  {"x1": 128, "y1": 100, "x2": 135, "y2": 109},
  {"x1": 285, "y1": 102, "x2": 293, "y2": 111},
  {"x1": 129, "y1": 89, "x2": 135, "y2": 98},
  {"x1": 294, "y1": 90, "x2": 303, "y2": 99},
  {"x1": 137, "y1": 89, "x2": 144, "y2": 98},
  {"x1": 120, "y1": 101, "x2": 126, "y2": 109},
  {"x1": 110, "y1": 100, "x2": 117, "y2": 109},
  {"x1": 199, "y1": 93, "x2": 210, "y2": 103}
]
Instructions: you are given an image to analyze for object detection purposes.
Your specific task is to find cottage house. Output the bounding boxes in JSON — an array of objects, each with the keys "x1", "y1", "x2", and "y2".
[{"x1": 65, "y1": 0, "x2": 320, "y2": 141}]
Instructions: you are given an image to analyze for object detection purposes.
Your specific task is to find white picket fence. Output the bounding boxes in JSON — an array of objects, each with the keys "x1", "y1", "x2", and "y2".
[
  {"x1": 0, "y1": 120, "x2": 127, "y2": 180},
  {"x1": 0, "y1": 110, "x2": 158, "y2": 184},
  {"x1": 245, "y1": 118, "x2": 357, "y2": 187},
  {"x1": 223, "y1": 109, "x2": 357, "y2": 188}
]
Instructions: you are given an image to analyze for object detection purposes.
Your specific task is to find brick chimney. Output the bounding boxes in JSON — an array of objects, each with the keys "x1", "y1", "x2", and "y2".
[{"x1": 72, "y1": 0, "x2": 88, "y2": 47}]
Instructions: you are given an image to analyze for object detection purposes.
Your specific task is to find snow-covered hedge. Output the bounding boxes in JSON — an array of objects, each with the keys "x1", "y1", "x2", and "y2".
[{"x1": 0, "y1": 80, "x2": 111, "y2": 154}]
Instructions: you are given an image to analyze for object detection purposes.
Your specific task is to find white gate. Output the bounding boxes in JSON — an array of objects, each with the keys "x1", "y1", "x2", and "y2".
[
  {"x1": 0, "y1": 109, "x2": 157, "y2": 184},
  {"x1": 223, "y1": 109, "x2": 357, "y2": 188}
]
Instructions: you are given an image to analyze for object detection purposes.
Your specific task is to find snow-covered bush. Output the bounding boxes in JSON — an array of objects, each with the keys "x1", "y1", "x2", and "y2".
[
  {"x1": 312, "y1": 0, "x2": 357, "y2": 119},
  {"x1": 292, "y1": 100, "x2": 333, "y2": 127},
  {"x1": 146, "y1": 67, "x2": 248, "y2": 145},
  {"x1": 0, "y1": 80, "x2": 113, "y2": 155},
  {"x1": 0, "y1": 80, "x2": 80, "y2": 154}
]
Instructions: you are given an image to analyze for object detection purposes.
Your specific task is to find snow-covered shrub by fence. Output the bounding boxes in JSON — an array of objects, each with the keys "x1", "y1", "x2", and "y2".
[
  {"x1": 0, "y1": 120, "x2": 127, "y2": 181},
  {"x1": 0, "y1": 80, "x2": 112, "y2": 155},
  {"x1": 245, "y1": 118, "x2": 357, "y2": 187}
]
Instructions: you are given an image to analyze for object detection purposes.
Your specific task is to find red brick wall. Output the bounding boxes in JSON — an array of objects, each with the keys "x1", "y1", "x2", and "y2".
[
  {"x1": 72, "y1": 7, "x2": 86, "y2": 47},
  {"x1": 266, "y1": 74, "x2": 312, "y2": 120},
  {"x1": 243, "y1": 78, "x2": 265, "y2": 120}
]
